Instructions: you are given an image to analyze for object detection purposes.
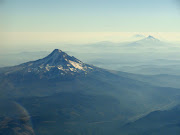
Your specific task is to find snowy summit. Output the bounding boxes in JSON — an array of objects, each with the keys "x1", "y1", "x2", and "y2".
[
  {"x1": 4, "y1": 49, "x2": 95, "y2": 78},
  {"x1": 143, "y1": 35, "x2": 160, "y2": 42}
]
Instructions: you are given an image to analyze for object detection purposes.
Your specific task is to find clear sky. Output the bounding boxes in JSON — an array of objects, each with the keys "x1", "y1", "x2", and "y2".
[{"x1": 1, "y1": 0, "x2": 180, "y2": 32}]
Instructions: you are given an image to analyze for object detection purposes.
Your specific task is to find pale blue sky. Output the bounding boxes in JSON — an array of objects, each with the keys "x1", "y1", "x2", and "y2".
[{"x1": 1, "y1": 0, "x2": 180, "y2": 32}]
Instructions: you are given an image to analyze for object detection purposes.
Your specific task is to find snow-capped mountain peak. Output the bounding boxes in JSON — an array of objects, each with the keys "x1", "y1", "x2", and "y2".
[{"x1": 4, "y1": 49, "x2": 95, "y2": 79}]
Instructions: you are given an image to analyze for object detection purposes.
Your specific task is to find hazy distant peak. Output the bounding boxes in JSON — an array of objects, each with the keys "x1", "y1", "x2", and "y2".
[
  {"x1": 147, "y1": 35, "x2": 155, "y2": 38},
  {"x1": 135, "y1": 35, "x2": 160, "y2": 43},
  {"x1": 145, "y1": 35, "x2": 160, "y2": 41},
  {"x1": 126, "y1": 35, "x2": 164, "y2": 47}
]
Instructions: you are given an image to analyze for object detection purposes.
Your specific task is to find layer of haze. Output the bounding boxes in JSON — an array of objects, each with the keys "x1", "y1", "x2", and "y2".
[{"x1": 0, "y1": 32, "x2": 180, "y2": 53}]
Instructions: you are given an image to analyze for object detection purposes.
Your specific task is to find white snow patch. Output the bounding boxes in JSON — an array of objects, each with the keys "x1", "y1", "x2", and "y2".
[
  {"x1": 88, "y1": 67, "x2": 93, "y2": 69},
  {"x1": 39, "y1": 65, "x2": 44, "y2": 69},
  {"x1": 58, "y1": 66, "x2": 63, "y2": 70},
  {"x1": 70, "y1": 68, "x2": 76, "y2": 71},
  {"x1": 69, "y1": 60, "x2": 84, "y2": 70},
  {"x1": 45, "y1": 65, "x2": 56, "y2": 71},
  {"x1": 45, "y1": 66, "x2": 50, "y2": 71}
]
